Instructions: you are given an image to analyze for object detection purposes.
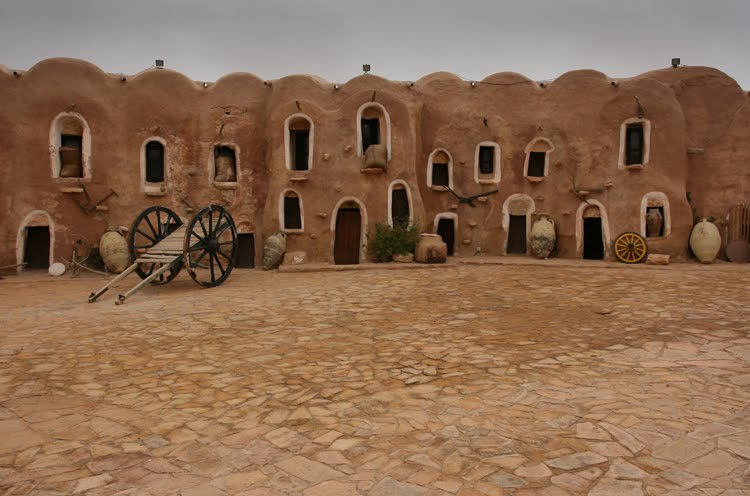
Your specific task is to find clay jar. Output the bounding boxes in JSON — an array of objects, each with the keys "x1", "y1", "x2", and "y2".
[
  {"x1": 646, "y1": 208, "x2": 663, "y2": 237},
  {"x1": 99, "y1": 231, "x2": 129, "y2": 273},
  {"x1": 262, "y1": 231, "x2": 286, "y2": 270},
  {"x1": 59, "y1": 146, "x2": 82, "y2": 177},
  {"x1": 215, "y1": 155, "x2": 237, "y2": 182},
  {"x1": 415, "y1": 234, "x2": 447, "y2": 263},
  {"x1": 531, "y1": 215, "x2": 556, "y2": 259},
  {"x1": 689, "y1": 219, "x2": 721, "y2": 263}
]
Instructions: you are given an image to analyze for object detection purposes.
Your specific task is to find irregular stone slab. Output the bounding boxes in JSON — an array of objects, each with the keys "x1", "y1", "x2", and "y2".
[
  {"x1": 585, "y1": 441, "x2": 632, "y2": 457},
  {"x1": 369, "y1": 476, "x2": 426, "y2": 496},
  {"x1": 275, "y1": 455, "x2": 345, "y2": 484},
  {"x1": 303, "y1": 480, "x2": 360, "y2": 496},
  {"x1": 659, "y1": 469, "x2": 708, "y2": 489},
  {"x1": 514, "y1": 462, "x2": 552, "y2": 478},
  {"x1": 73, "y1": 473, "x2": 114, "y2": 493},
  {"x1": 222, "y1": 471, "x2": 268, "y2": 493},
  {"x1": 682, "y1": 450, "x2": 744, "y2": 478},
  {"x1": 599, "y1": 422, "x2": 646, "y2": 454},
  {"x1": 86, "y1": 452, "x2": 150, "y2": 473},
  {"x1": 483, "y1": 471, "x2": 526, "y2": 488},
  {"x1": 576, "y1": 422, "x2": 612, "y2": 441},
  {"x1": 486, "y1": 454, "x2": 528, "y2": 470},
  {"x1": 719, "y1": 436, "x2": 750, "y2": 459},
  {"x1": 588, "y1": 478, "x2": 643, "y2": 496},
  {"x1": 545, "y1": 451, "x2": 607, "y2": 470},
  {"x1": 551, "y1": 473, "x2": 590, "y2": 492},
  {"x1": 651, "y1": 437, "x2": 713, "y2": 463},
  {"x1": 687, "y1": 422, "x2": 742, "y2": 440},
  {"x1": 606, "y1": 459, "x2": 649, "y2": 480},
  {"x1": 0, "y1": 420, "x2": 45, "y2": 455}
]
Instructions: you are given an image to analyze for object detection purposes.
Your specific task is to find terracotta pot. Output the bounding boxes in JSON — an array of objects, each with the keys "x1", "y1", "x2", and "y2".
[
  {"x1": 415, "y1": 234, "x2": 447, "y2": 263},
  {"x1": 646, "y1": 208, "x2": 663, "y2": 237},
  {"x1": 99, "y1": 231, "x2": 129, "y2": 273},
  {"x1": 262, "y1": 231, "x2": 286, "y2": 270},
  {"x1": 530, "y1": 215, "x2": 556, "y2": 259},
  {"x1": 689, "y1": 219, "x2": 721, "y2": 263},
  {"x1": 215, "y1": 155, "x2": 236, "y2": 182}
]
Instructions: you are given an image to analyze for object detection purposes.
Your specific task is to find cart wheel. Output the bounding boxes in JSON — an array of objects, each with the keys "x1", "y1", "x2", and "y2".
[
  {"x1": 183, "y1": 205, "x2": 238, "y2": 288},
  {"x1": 614, "y1": 232, "x2": 648, "y2": 263},
  {"x1": 128, "y1": 205, "x2": 184, "y2": 284}
]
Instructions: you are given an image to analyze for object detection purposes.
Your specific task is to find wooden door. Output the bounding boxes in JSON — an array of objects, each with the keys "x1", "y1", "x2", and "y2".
[
  {"x1": 437, "y1": 218, "x2": 455, "y2": 256},
  {"x1": 236, "y1": 233, "x2": 255, "y2": 268},
  {"x1": 507, "y1": 215, "x2": 527, "y2": 254},
  {"x1": 24, "y1": 226, "x2": 50, "y2": 269},
  {"x1": 334, "y1": 208, "x2": 361, "y2": 264}
]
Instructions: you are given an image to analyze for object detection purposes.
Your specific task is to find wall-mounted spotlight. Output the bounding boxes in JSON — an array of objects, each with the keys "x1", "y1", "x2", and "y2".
[
  {"x1": 12, "y1": 71, "x2": 19, "y2": 77},
  {"x1": 120, "y1": 76, "x2": 127, "y2": 82},
  {"x1": 263, "y1": 81, "x2": 272, "y2": 86},
  {"x1": 363, "y1": 64, "x2": 371, "y2": 74},
  {"x1": 334, "y1": 84, "x2": 340, "y2": 90},
  {"x1": 203, "y1": 82, "x2": 209, "y2": 88},
  {"x1": 671, "y1": 58, "x2": 681, "y2": 68},
  {"x1": 470, "y1": 81, "x2": 476, "y2": 87}
]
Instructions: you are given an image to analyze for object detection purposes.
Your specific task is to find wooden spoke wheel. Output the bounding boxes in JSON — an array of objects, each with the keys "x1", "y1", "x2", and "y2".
[
  {"x1": 614, "y1": 232, "x2": 648, "y2": 264},
  {"x1": 183, "y1": 205, "x2": 238, "y2": 288},
  {"x1": 128, "y1": 205, "x2": 183, "y2": 284}
]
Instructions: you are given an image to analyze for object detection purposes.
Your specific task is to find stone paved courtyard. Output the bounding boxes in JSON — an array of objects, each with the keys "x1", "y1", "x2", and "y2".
[{"x1": 0, "y1": 262, "x2": 749, "y2": 495}]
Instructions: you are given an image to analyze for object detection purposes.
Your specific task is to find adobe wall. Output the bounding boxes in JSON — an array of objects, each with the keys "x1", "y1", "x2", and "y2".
[{"x1": 0, "y1": 59, "x2": 747, "y2": 268}]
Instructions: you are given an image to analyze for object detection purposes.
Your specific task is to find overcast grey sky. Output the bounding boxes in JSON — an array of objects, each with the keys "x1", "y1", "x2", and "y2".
[{"x1": 0, "y1": 0, "x2": 748, "y2": 88}]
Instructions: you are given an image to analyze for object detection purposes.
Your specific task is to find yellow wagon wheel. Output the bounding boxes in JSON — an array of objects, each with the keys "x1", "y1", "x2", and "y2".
[{"x1": 614, "y1": 232, "x2": 648, "y2": 263}]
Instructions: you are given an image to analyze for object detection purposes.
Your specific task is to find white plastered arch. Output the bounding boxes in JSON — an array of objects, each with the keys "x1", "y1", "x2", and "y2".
[
  {"x1": 284, "y1": 113, "x2": 314, "y2": 171},
  {"x1": 356, "y1": 102, "x2": 391, "y2": 160},
  {"x1": 433, "y1": 212, "x2": 458, "y2": 255},
  {"x1": 575, "y1": 200, "x2": 612, "y2": 258},
  {"x1": 49, "y1": 111, "x2": 92, "y2": 179},
  {"x1": 501, "y1": 193, "x2": 536, "y2": 255},
  {"x1": 640, "y1": 191, "x2": 671, "y2": 238},
  {"x1": 330, "y1": 196, "x2": 368, "y2": 264},
  {"x1": 387, "y1": 180, "x2": 414, "y2": 227},
  {"x1": 279, "y1": 188, "x2": 305, "y2": 233},
  {"x1": 427, "y1": 148, "x2": 454, "y2": 190},
  {"x1": 16, "y1": 210, "x2": 55, "y2": 272}
]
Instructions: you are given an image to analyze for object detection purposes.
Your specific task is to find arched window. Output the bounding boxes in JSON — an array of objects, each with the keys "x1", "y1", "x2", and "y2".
[
  {"x1": 474, "y1": 141, "x2": 501, "y2": 184},
  {"x1": 280, "y1": 190, "x2": 303, "y2": 232},
  {"x1": 618, "y1": 117, "x2": 651, "y2": 169},
  {"x1": 49, "y1": 112, "x2": 91, "y2": 179},
  {"x1": 388, "y1": 181, "x2": 412, "y2": 227},
  {"x1": 640, "y1": 192, "x2": 671, "y2": 238},
  {"x1": 356, "y1": 102, "x2": 391, "y2": 160},
  {"x1": 145, "y1": 140, "x2": 164, "y2": 183},
  {"x1": 285, "y1": 114, "x2": 313, "y2": 171},
  {"x1": 523, "y1": 138, "x2": 554, "y2": 180},
  {"x1": 427, "y1": 149, "x2": 453, "y2": 189}
]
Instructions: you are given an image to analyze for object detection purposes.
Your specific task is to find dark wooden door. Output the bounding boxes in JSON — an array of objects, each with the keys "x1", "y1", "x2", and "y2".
[
  {"x1": 583, "y1": 218, "x2": 604, "y2": 259},
  {"x1": 236, "y1": 233, "x2": 255, "y2": 268},
  {"x1": 437, "y1": 218, "x2": 454, "y2": 256},
  {"x1": 334, "y1": 208, "x2": 361, "y2": 264},
  {"x1": 507, "y1": 215, "x2": 527, "y2": 254},
  {"x1": 24, "y1": 226, "x2": 50, "y2": 269}
]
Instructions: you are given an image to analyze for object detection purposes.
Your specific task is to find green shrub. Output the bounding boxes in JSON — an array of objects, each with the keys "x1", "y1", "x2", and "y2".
[{"x1": 368, "y1": 221, "x2": 420, "y2": 262}]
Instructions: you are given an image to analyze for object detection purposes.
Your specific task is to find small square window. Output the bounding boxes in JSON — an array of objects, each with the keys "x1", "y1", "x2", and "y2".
[
  {"x1": 527, "y1": 152, "x2": 546, "y2": 177},
  {"x1": 432, "y1": 163, "x2": 449, "y2": 187},
  {"x1": 479, "y1": 146, "x2": 494, "y2": 174}
]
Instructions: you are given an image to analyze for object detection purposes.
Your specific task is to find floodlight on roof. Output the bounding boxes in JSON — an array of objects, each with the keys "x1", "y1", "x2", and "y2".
[
  {"x1": 155, "y1": 59, "x2": 164, "y2": 68},
  {"x1": 671, "y1": 58, "x2": 680, "y2": 68},
  {"x1": 363, "y1": 64, "x2": 371, "y2": 73}
]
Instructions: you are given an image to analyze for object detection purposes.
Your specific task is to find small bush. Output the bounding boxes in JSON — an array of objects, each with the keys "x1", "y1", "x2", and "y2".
[{"x1": 368, "y1": 221, "x2": 420, "y2": 262}]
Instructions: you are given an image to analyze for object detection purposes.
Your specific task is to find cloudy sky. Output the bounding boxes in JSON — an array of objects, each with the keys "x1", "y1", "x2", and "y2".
[{"x1": 0, "y1": 0, "x2": 748, "y2": 88}]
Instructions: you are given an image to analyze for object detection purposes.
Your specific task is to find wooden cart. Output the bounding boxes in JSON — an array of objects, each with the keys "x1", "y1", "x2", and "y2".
[{"x1": 89, "y1": 204, "x2": 238, "y2": 304}]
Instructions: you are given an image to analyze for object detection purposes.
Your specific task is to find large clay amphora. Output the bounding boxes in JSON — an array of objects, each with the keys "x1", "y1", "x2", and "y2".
[
  {"x1": 415, "y1": 234, "x2": 447, "y2": 263},
  {"x1": 646, "y1": 208, "x2": 663, "y2": 237},
  {"x1": 262, "y1": 231, "x2": 286, "y2": 270},
  {"x1": 689, "y1": 219, "x2": 721, "y2": 263},
  {"x1": 99, "y1": 231, "x2": 129, "y2": 273},
  {"x1": 530, "y1": 215, "x2": 556, "y2": 259}
]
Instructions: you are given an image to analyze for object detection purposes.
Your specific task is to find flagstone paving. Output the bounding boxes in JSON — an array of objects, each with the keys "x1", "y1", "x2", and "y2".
[{"x1": 0, "y1": 263, "x2": 748, "y2": 495}]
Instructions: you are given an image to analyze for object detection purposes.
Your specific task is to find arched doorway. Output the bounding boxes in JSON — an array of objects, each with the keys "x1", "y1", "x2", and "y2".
[
  {"x1": 576, "y1": 201, "x2": 610, "y2": 260},
  {"x1": 334, "y1": 200, "x2": 363, "y2": 265},
  {"x1": 17, "y1": 210, "x2": 55, "y2": 271},
  {"x1": 502, "y1": 194, "x2": 535, "y2": 255}
]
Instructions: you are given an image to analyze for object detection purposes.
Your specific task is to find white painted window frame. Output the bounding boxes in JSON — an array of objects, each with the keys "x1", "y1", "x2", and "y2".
[
  {"x1": 523, "y1": 138, "x2": 554, "y2": 180},
  {"x1": 209, "y1": 142, "x2": 240, "y2": 189},
  {"x1": 575, "y1": 200, "x2": 611, "y2": 258},
  {"x1": 140, "y1": 136, "x2": 168, "y2": 196},
  {"x1": 387, "y1": 180, "x2": 414, "y2": 227},
  {"x1": 16, "y1": 210, "x2": 55, "y2": 272},
  {"x1": 356, "y1": 102, "x2": 391, "y2": 160},
  {"x1": 433, "y1": 212, "x2": 458, "y2": 255},
  {"x1": 279, "y1": 189, "x2": 305, "y2": 233},
  {"x1": 49, "y1": 111, "x2": 92, "y2": 180},
  {"x1": 474, "y1": 141, "x2": 502, "y2": 185},
  {"x1": 640, "y1": 191, "x2": 671, "y2": 238},
  {"x1": 427, "y1": 148, "x2": 454, "y2": 190},
  {"x1": 501, "y1": 193, "x2": 536, "y2": 255},
  {"x1": 618, "y1": 117, "x2": 651, "y2": 169},
  {"x1": 284, "y1": 113, "x2": 314, "y2": 171}
]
